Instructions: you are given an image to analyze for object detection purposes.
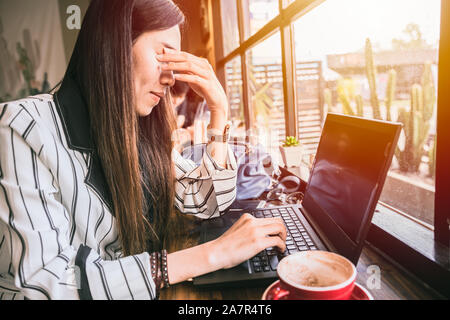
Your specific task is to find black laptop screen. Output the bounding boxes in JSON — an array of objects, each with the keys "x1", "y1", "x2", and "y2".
[{"x1": 302, "y1": 114, "x2": 399, "y2": 245}]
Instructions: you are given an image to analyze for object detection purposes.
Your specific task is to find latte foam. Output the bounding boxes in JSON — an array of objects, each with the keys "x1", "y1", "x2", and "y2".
[{"x1": 278, "y1": 251, "x2": 354, "y2": 288}]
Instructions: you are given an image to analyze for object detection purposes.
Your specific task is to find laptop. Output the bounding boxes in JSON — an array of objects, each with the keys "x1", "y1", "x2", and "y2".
[{"x1": 193, "y1": 113, "x2": 402, "y2": 287}]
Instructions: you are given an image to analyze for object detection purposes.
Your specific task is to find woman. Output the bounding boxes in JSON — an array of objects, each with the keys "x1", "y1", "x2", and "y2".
[{"x1": 0, "y1": 0, "x2": 286, "y2": 300}]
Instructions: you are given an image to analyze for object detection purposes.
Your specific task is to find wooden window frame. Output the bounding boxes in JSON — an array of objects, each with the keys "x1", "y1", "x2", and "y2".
[{"x1": 435, "y1": 0, "x2": 450, "y2": 247}]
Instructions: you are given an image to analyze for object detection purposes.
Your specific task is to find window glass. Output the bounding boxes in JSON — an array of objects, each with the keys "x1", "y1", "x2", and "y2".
[
  {"x1": 243, "y1": 0, "x2": 280, "y2": 39},
  {"x1": 225, "y1": 57, "x2": 245, "y2": 138},
  {"x1": 221, "y1": 0, "x2": 240, "y2": 56},
  {"x1": 284, "y1": 0, "x2": 295, "y2": 7},
  {"x1": 293, "y1": 0, "x2": 441, "y2": 226},
  {"x1": 246, "y1": 31, "x2": 285, "y2": 163}
]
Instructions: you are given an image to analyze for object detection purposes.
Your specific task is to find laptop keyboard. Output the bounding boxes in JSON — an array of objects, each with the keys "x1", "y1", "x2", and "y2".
[{"x1": 249, "y1": 207, "x2": 317, "y2": 273}]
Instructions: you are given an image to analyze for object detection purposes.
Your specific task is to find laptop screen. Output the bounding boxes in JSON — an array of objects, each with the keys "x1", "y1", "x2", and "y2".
[{"x1": 302, "y1": 113, "x2": 401, "y2": 262}]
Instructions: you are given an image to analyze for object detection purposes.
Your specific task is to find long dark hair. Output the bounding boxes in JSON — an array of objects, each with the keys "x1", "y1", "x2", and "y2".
[{"x1": 67, "y1": 0, "x2": 185, "y2": 255}]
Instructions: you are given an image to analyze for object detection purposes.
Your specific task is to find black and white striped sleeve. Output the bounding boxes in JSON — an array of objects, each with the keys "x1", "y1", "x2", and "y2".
[
  {"x1": 173, "y1": 143, "x2": 237, "y2": 219},
  {"x1": 74, "y1": 245, "x2": 156, "y2": 300},
  {"x1": 0, "y1": 102, "x2": 157, "y2": 300}
]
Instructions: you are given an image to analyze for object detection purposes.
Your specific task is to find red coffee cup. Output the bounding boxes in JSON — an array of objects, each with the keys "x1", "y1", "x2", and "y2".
[{"x1": 272, "y1": 251, "x2": 356, "y2": 300}]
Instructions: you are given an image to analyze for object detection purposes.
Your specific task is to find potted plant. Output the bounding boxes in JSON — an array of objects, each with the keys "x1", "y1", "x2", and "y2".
[{"x1": 280, "y1": 136, "x2": 303, "y2": 168}]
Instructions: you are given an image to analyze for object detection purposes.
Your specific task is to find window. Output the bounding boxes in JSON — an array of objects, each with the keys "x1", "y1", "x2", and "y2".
[
  {"x1": 214, "y1": 0, "x2": 449, "y2": 252},
  {"x1": 292, "y1": 0, "x2": 441, "y2": 227}
]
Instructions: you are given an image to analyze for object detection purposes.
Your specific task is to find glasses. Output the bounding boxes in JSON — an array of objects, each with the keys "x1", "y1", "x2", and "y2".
[
  {"x1": 266, "y1": 188, "x2": 304, "y2": 205},
  {"x1": 265, "y1": 169, "x2": 304, "y2": 205}
]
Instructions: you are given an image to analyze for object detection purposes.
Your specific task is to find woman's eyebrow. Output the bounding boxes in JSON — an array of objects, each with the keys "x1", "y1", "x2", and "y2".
[{"x1": 161, "y1": 42, "x2": 177, "y2": 51}]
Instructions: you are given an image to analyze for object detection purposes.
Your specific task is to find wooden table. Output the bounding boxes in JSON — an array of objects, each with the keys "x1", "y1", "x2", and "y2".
[{"x1": 159, "y1": 214, "x2": 444, "y2": 300}]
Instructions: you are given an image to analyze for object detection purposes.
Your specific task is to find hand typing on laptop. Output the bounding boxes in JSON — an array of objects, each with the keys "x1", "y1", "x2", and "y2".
[{"x1": 208, "y1": 213, "x2": 287, "y2": 269}]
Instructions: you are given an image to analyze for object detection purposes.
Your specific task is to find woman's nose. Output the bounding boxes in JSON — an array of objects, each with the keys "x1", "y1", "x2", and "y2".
[{"x1": 159, "y1": 62, "x2": 175, "y2": 87}]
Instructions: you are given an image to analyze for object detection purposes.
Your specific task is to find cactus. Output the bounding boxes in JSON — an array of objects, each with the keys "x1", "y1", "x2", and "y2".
[
  {"x1": 282, "y1": 136, "x2": 300, "y2": 147},
  {"x1": 395, "y1": 82, "x2": 433, "y2": 173},
  {"x1": 421, "y1": 61, "x2": 435, "y2": 123},
  {"x1": 365, "y1": 38, "x2": 381, "y2": 120},
  {"x1": 337, "y1": 86, "x2": 354, "y2": 116},
  {"x1": 336, "y1": 78, "x2": 363, "y2": 117},
  {"x1": 337, "y1": 78, "x2": 354, "y2": 116},
  {"x1": 385, "y1": 69, "x2": 397, "y2": 122},
  {"x1": 411, "y1": 84, "x2": 428, "y2": 172},
  {"x1": 363, "y1": 39, "x2": 397, "y2": 121},
  {"x1": 362, "y1": 39, "x2": 436, "y2": 175},
  {"x1": 356, "y1": 38, "x2": 436, "y2": 176},
  {"x1": 396, "y1": 62, "x2": 436, "y2": 174},
  {"x1": 428, "y1": 135, "x2": 436, "y2": 179}
]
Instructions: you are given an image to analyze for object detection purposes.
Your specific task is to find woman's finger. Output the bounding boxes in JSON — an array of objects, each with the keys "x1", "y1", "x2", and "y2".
[
  {"x1": 156, "y1": 52, "x2": 187, "y2": 63},
  {"x1": 162, "y1": 61, "x2": 209, "y2": 79},
  {"x1": 260, "y1": 235, "x2": 286, "y2": 253},
  {"x1": 173, "y1": 73, "x2": 206, "y2": 86},
  {"x1": 157, "y1": 48, "x2": 208, "y2": 69},
  {"x1": 254, "y1": 217, "x2": 284, "y2": 225},
  {"x1": 258, "y1": 221, "x2": 287, "y2": 242},
  {"x1": 253, "y1": 217, "x2": 286, "y2": 230}
]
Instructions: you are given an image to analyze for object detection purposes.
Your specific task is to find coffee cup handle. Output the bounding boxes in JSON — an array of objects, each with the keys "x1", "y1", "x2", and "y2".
[{"x1": 272, "y1": 287, "x2": 290, "y2": 300}]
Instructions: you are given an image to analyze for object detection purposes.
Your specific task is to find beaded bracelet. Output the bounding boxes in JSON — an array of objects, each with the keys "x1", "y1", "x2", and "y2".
[
  {"x1": 150, "y1": 252, "x2": 162, "y2": 291},
  {"x1": 161, "y1": 249, "x2": 170, "y2": 288},
  {"x1": 150, "y1": 250, "x2": 169, "y2": 291}
]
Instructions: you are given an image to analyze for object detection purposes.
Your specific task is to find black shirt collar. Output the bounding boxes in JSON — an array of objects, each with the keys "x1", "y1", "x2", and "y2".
[
  {"x1": 54, "y1": 70, "x2": 114, "y2": 213},
  {"x1": 54, "y1": 70, "x2": 94, "y2": 153}
]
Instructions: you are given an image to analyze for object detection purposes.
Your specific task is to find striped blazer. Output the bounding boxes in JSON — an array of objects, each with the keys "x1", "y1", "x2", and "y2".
[{"x1": 0, "y1": 73, "x2": 237, "y2": 300}]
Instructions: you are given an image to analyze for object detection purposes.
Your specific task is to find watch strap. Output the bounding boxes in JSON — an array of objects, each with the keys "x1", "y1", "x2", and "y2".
[{"x1": 207, "y1": 123, "x2": 230, "y2": 143}]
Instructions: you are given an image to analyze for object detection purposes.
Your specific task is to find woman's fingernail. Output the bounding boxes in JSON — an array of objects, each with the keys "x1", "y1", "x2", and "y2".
[{"x1": 156, "y1": 54, "x2": 163, "y2": 60}]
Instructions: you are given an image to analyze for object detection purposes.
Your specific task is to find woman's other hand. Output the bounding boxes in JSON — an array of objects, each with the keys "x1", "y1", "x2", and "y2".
[
  {"x1": 156, "y1": 48, "x2": 228, "y2": 120},
  {"x1": 209, "y1": 213, "x2": 287, "y2": 270}
]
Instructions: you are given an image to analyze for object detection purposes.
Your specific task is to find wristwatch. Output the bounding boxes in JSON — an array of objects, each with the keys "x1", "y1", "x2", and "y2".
[{"x1": 207, "y1": 123, "x2": 231, "y2": 143}]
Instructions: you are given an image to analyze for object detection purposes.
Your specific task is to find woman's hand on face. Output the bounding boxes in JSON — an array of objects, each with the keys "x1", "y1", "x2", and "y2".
[
  {"x1": 210, "y1": 213, "x2": 287, "y2": 270},
  {"x1": 156, "y1": 48, "x2": 228, "y2": 117}
]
